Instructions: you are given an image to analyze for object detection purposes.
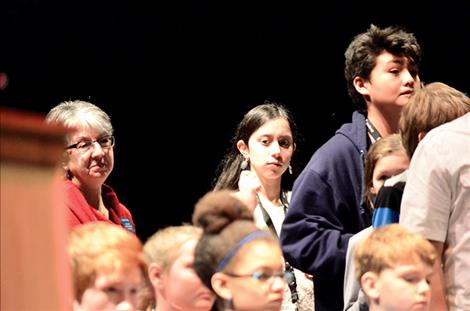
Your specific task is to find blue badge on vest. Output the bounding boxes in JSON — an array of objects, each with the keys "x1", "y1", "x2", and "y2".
[{"x1": 120, "y1": 218, "x2": 135, "y2": 233}]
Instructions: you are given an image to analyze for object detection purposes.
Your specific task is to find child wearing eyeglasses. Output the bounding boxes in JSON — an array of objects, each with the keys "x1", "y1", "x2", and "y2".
[{"x1": 192, "y1": 190, "x2": 286, "y2": 311}]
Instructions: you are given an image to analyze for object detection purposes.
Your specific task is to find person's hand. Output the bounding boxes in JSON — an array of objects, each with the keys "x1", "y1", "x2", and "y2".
[
  {"x1": 235, "y1": 170, "x2": 262, "y2": 214},
  {"x1": 233, "y1": 191, "x2": 257, "y2": 214},
  {"x1": 238, "y1": 170, "x2": 262, "y2": 194}
]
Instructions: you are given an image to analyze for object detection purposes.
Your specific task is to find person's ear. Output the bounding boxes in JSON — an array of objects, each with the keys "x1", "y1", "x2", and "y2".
[
  {"x1": 237, "y1": 140, "x2": 249, "y2": 158},
  {"x1": 211, "y1": 272, "x2": 232, "y2": 301},
  {"x1": 61, "y1": 149, "x2": 73, "y2": 179},
  {"x1": 353, "y1": 76, "x2": 370, "y2": 97},
  {"x1": 62, "y1": 161, "x2": 69, "y2": 173},
  {"x1": 418, "y1": 131, "x2": 427, "y2": 142},
  {"x1": 148, "y1": 262, "x2": 164, "y2": 289},
  {"x1": 361, "y1": 271, "x2": 380, "y2": 303}
]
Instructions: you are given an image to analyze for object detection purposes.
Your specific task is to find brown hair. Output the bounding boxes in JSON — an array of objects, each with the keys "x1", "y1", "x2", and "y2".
[
  {"x1": 364, "y1": 134, "x2": 406, "y2": 210},
  {"x1": 399, "y1": 82, "x2": 470, "y2": 159}
]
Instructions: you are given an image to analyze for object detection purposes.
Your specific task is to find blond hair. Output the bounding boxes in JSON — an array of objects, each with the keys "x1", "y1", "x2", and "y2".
[{"x1": 144, "y1": 225, "x2": 202, "y2": 271}]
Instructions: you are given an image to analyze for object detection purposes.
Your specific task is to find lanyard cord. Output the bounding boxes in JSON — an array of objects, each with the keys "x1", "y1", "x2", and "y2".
[
  {"x1": 256, "y1": 191, "x2": 299, "y2": 308},
  {"x1": 256, "y1": 191, "x2": 288, "y2": 236},
  {"x1": 366, "y1": 118, "x2": 382, "y2": 143}
]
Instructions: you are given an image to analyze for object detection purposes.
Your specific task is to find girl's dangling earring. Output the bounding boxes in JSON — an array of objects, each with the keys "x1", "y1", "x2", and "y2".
[
  {"x1": 226, "y1": 298, "x2": 234, "y2": 309},
  {"x1": 241, "y1": 157, "x2": 249, "y2": 170},
  {"x1": 289, "y1": 164, "x2": 293, "y2": 175}
]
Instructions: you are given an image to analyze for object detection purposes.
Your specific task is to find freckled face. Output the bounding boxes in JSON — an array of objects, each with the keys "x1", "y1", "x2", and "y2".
[
  {"x1": 375, "y1": 261, "x2": 433, "y2": 311},
  {"x1": 76, "y1": 267, "x2": 143, "y2": 311}
]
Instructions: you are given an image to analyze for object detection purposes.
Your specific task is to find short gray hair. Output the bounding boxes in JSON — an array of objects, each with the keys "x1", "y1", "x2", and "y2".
[{"x1": 46, "y1": 100, "x2": 113, "y2": 141}]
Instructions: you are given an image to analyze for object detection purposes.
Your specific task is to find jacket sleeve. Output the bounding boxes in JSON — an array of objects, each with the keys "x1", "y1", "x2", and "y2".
[
  {"x1": 280, "y1": 166, "x2": 353, "y2": 280},
  {"x1": 343, "y1": 228, "x2": 371, "y2": 311}
]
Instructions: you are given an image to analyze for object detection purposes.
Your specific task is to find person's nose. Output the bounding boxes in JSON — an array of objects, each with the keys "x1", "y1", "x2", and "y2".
[
  {"x1": 402, "y1": 69, "x2": 417, "y2": 88},
  {"x1": 270, "y1": 274, "x2": 286, "y2": 292},
  {"x1": 90, "y1": 141, "x2": 106, "y2": 157},
  {"x1": 417, "y1": 279, "x2": 431, "y2": 296},
  {"x1": 115, "y1": 294, "x2": 137, "y2": 311},
  {"x1": 270, "y1": 141, "x2": 281, "y2": 156}
]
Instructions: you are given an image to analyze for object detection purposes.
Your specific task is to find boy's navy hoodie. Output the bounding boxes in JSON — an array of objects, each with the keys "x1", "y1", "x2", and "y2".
[{"x1": 281, "y1": 111, "x2": 372, "y2": 311}]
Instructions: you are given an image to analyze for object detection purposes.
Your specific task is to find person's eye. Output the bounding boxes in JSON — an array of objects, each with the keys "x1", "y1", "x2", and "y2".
[
  {"x1": 378, "y1": 175, "x2": 390, "y2": 181},
  {"x1": 260, "y1": 139, "x2": 270, "y2": 145},
  {"x1": 390, "y1": 69, "x2": 400, "y2": 74},
  {"x1": 406, "y1": 62, "x2": 419, "y2": 78},
  {"x1": 103, "y1": 286, "x2": 120, "y2": 295},
  {"x1": 409, "y1": 68, "x2": 419, "y2": 78},
  {"x1": 252, "y1": 271, "x2": 272, "y2": 281},
  {"x1": 279, "y1": 139, "x2": 292, "y2": 148},
  {"x1": 99, "y1": 137, "x2": 111, "y2": 146},
  {"x1": 77, "y1": 141, "x2": 92, "y2": 149},
  {"x1": 129, "y1": 287, "x2": 139, "y2": 295},
  {"x1": 403, "y1": 275, "x2": 419, "y2": 283}
]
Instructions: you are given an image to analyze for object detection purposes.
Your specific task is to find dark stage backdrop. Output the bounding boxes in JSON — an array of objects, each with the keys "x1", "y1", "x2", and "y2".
[{"x1": 2, "y1": 0, "x2": 469, "y2": 241}]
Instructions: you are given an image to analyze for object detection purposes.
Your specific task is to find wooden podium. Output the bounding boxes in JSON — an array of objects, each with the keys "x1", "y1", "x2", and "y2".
[{"x1": 1, "y1": 108, "x2": 72, "y2": 311}]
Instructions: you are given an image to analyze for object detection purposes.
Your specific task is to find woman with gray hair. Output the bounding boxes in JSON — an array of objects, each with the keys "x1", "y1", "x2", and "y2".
[{"x1": 46, "y1": 100, "x2": 135, "y2": 232}]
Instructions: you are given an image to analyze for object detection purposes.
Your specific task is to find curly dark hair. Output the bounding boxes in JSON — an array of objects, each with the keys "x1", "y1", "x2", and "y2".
[{"x1": 344, "y1": 24, "x2": 421, "y2": 111}]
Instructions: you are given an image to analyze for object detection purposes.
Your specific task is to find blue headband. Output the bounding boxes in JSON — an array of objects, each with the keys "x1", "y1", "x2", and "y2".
[{"x1": 215, "y1": 231, "x2": 270, "y2": 272}]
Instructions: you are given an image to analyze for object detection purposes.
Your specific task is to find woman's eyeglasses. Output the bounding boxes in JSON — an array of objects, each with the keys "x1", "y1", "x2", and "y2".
[{"x1": 66, "y1": 135, "x2": 115, "y2": 152}]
